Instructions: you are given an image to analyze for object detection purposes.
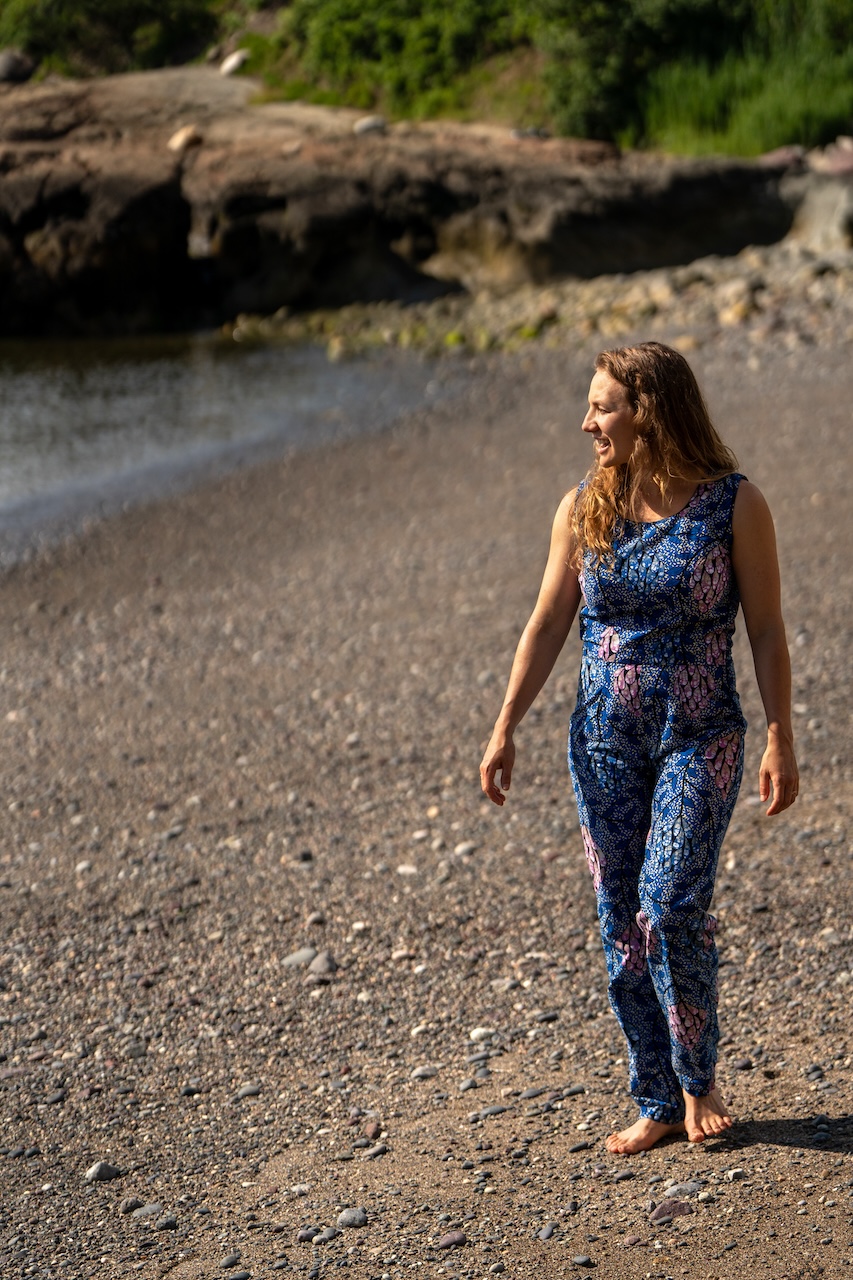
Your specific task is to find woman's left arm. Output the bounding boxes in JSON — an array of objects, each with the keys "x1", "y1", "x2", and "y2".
[{"x1": 732, "y1": 480, "x2": 799, "y2": 815}]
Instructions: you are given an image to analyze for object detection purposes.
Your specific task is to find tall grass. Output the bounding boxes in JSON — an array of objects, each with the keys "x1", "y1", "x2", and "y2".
[{"x1": 642, "y1": 44, "x2": 853, "y2": 156}]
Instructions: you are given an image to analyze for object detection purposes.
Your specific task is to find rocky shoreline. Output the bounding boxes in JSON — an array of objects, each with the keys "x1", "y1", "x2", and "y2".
[
  {"x1": 0, "y1": 319, "x2": 850, "y2": 1277},
  {"x1": 2, "y1": 66, "x2": 850, "y2": 338}
]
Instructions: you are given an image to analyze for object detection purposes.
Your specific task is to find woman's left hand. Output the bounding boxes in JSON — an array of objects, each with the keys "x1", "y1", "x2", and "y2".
[{"x1": 759, "y1": 733, "x2": 799, "y2": 815}]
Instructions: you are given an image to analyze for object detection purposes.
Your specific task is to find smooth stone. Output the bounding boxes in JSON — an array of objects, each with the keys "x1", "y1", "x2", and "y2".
[
  {"x1": 236, "y1": 1082, "x2": 261, "y2": 1099},
  {"x1": 521, "y1": 1087, "x2": 547, "y2": 1100},
  {"x1": 315, "y1": 1227, "x2": 339, "y2": 1242},
  {"x1": 308, "y1": 950, "x2": 337, "y2": 976},
  {"x1": 480, "y1": 1105, "x2": 508, "y2": 1118},
  {"x1": 649, "y1": 1198, "x2": 692, "y2": 1223},
  {"x1": 731, "y1": 1057, "x2": 753, "y2": 1071},
  {"x1": 337, "y1": 1207, "x2": 367, "y2": 1228},
  {"x1": 364, "y1": 1143, "x2": 388, "y2": 1158},
  {"x1": 614, "y1": 1170, "x2": 634, "y2": 1182},
  {"x1": 569, "y1": 1142, "x2": 590, "y2": 1153},
  {"x1": 46, "y1": 1089, "x2": 67, "y2": 1104},
  {"x1": 180, "y1": 1084, "x2": 201, "y2": 1097},
  {"x1": 571, "y1": 1256, "x2": 594, "y2": 1267},
  {"x1": 459, "y1": 1078, "x2": 478, "y2": 1092},
  {"x1": 120, "y1": 1197, "x2": 144, "y2": 1214},
  {"x1": 231, "y1": 1273, "x2": 252, "y2": 1280},
  {"x1": 538, "y1": 1222, "x2": 556, "y2": 1240},
  {"x1": 565, "y1": 1085, "x2": 586, "y2": 1097},
  {"x1": 156, "y1": 1215, "x2": 178, "y2": 1230},
  {"x1": 624, "y1": 1234, "x2": 642, "y2": 1246},
  {"x1": 469, "y1": 1027, "x2": 495, "y2": 1042},
  {"x1": 131, "y1": 1203, "x2": 162, "y2": 1219},
  {"x1": 411, "y1": 1065, "x2": 439, "y2": 1080},
  {"x1": 220, "y1": 1254, "x2": 241, "y2": 1269},
  {"x1": 438, "y1": 1230, "x2": 467, "y2": 1248},
  {"x1": 668, "y1": 1178, "x2": 707, "y2": 1197},
  {"x1": 85, "y1": 1161, "x2": 123, "y2": 1182},
  {"x1": 283, "y1": 947, "x2": 318, "y2": 969},
  {"x1": 725, "y1": 1169, "x2": 746, "y2": 1182},
  {"x1": 489, "y1": 1265, "x2": 506, "y2": 1275},
  {"x1": 296, "y1": 1226, "x2": 320, "y2": 1242},
  {"x1": 353, "y1": 114, "x2": 387, "y2": 136}
]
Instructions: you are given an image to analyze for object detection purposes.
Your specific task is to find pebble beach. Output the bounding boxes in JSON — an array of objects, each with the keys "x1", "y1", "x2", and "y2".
[{"x1": 0, "y1": 320, "x2": 851, "y2": 1279}]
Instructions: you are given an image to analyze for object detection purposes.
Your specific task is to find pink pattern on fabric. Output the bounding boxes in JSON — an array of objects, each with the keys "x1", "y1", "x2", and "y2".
[
  {"x1": 581, "y1": 825, "x2": 605, "y2": 892},
  {"x1": 614, "y1": 664, "x2": 642, "y2": 712},
  {"x1": 704, "y1": 731, "x2": 741, "y2": 798},
  {"x1": 614, "y1": 920, "x2": 646, "y2": 973},
  {"x1": 673, "y1": 663, "x2": 715, "y2": 716},
  {"x1": 636, "y1": 910, "x2": 659, "y2": 958},
  {"x1": 668, "y1": 1001, "x2": 707, "y2": 1050},
  {"x1": 598, "y1": 627, "x2": 620, "y2": 661},
  {"x1": 689, "y1": 545, "x2": 730, "y2": 613},
  {"x1": 704, "y1": 628, "x2": 727, "y2": 666}
]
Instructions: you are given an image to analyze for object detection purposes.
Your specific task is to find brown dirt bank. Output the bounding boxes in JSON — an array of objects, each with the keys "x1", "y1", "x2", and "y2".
[
  {"x1": 0, "y1": 67, "x2": 813, "y2": 336},
  {"x1": 0, "y1": 324, "x2": 851, "y2": 1279}
]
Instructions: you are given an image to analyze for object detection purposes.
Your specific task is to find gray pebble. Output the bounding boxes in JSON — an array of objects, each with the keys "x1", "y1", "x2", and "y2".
[
  {"x1": 731, "y1": 1057, "x2": 753, "y2": 1071},
  {"x1": 364, "y1": 1143, "x2": 388, "y2": 1158},
  {"x1": 520, "y1": 1087, "x2": 547, "y2": 1099},
  {"x1": 565, "y1": 1084, "x2": 586, "y2": 1097},
  {"x1": 46, "y1": 1089, "x2": 66, "y2": 1104},
  {"x1": 569, "y1": 1141, "x2": 590, "y2": 1153},
  {"x1": 307, "y1": 949, "x2": 338, "y2": 976},
  {"x1": 296, "y1": 1226, "x2": 320, "y2": 1242},
  {"x1": 337, "y1": 1207, "x2": 367, "y2": 1228},
  {"x1": 614, "y1": 1169, "x2": 634, "y2": 1182},
  {"x1": 220, "y1": 1254, "x2": 241, "y2": 1269},
  {"x1": 489, "y1": 1265, "x2": 506, "y2": 1275},
  {"x1": 480, "y1": 1105, "x2": 508, "y2": 1118},
  {"x1": 315, "y1": 1227, "x2": 339, "y2": 1242},
  {"x1": 236, "y1": 1082, "x2": 261, "y2": 1099},
  {"x1": 624, "y1": 1234, "x2": 642, "y2": 1246},
  {"x1": 668, "y1": 1178, "x2": 707, "y2": 1197},
  {"x1": 282, "y1": 946, "x2": 318, "y2": 969},
  {"x1": 131, "y1": 1203, "x2": 162, "y2": 1219},
  {"x1": 459, "y1": 1078, "x2": 478, "y2": 1092},
  {"x1": 538, "y1": 1221, "x2": 556, "y2": 1240},
  {"x1": 231, "y1": 1273, "x2": 252, "y2": 1280},
  {"x1": 120, "y1": 1197, "x2": 144, "y2": 1214},
  {"x1": 156, "y1": 1214, "x2": 177, "y2": 1231},
  {"x1": 571, "y1": 1256, "x2": 594, "y2": 1267},
  {"x1": 85, "y1": 1160, "x2": 123, "y2": 1182},
  {"x1": 411, "y1": 1065, "x2": 439, "y2": 1080}
]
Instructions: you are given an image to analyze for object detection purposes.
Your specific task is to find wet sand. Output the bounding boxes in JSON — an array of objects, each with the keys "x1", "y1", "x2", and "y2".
[{"x1": 0, "y1": 327, "x2": 851, "y2": 1279}]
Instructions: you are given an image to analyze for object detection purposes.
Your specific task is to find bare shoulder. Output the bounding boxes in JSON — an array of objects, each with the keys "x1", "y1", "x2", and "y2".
[
  {"x1": 733, "y1": 478, "x2": 773, "y2": 529},
  {"x1": 554, "y1": 485, "x2": 580, "y2": 523}
]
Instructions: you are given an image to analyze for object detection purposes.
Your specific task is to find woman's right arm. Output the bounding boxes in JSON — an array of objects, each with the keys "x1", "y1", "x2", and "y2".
[{"x1": 479, "y1": 491, "x2": 582, "y2": 806}]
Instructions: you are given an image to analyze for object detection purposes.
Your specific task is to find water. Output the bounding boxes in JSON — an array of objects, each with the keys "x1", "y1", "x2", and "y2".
[{"x1": 0, "y1": 335, "x2": 454, "y2": 563}]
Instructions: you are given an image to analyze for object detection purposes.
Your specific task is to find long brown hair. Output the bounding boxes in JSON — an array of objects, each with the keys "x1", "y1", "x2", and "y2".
[{"x1": 570, "y1": 342, "x2": 738, "y2": 565}]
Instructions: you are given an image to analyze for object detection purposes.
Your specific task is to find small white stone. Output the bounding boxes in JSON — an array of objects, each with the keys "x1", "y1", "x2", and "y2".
[
  {"x1": 75, "y1": 860, "x2": 92, "y2": 875},
  {"x1": 167, "y1": 123, "x2": 202, "y2": 153},
  {"x1": 469, "y1": 1027, "x2": 496, "y2": 1043},
  {"x1": 396, "y1": 864, "x2": 418, "y2": 876},
  {"x1": 353, "y1": 114, "x2": 386, "y2": 136},
  {"x1": 220, "y1": 49, "x2": 249, "y2": 76}
]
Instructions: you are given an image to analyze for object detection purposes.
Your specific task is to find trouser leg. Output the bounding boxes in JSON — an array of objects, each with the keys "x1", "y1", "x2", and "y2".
[
  {"x1": 639, "y1": 729, "x2": 744, "y2": 1098},
  {"x1": 569, "y1": 734, "x2": 685, "y2": 1123}
]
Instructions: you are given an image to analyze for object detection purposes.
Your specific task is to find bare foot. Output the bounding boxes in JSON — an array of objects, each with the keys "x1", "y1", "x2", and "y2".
[
  {"x1": 605, "y1": 1117, "x2": 685, "y2": 1155},
  {"x1": 683, "y1": 1087, "x2": 732, "y2": 1142}
]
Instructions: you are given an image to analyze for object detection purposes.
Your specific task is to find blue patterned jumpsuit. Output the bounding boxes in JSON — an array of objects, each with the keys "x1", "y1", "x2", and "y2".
[{"x1": 568, "y1": 474, "x2": 746, "y2": 1123}]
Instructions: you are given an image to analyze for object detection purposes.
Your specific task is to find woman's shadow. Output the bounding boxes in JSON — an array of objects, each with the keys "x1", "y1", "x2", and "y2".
[{"x1": 711, "y1": 1113, "x2": 853, "y2": 1152}]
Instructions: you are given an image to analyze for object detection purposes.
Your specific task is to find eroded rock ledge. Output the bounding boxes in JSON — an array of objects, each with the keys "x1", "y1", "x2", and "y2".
[{"x1": 0, "y1": 67, "x2": 845, "y2": 336}]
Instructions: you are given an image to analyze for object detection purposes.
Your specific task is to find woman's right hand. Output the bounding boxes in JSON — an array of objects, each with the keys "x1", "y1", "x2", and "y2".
[{"x1": 480, "y1": 730, "x2": 515, "y2": 806}]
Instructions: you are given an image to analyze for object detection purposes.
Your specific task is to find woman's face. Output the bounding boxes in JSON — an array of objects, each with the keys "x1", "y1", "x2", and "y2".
[{"x1": 582, "y1": 370, "x2": 638, "y2": 468}]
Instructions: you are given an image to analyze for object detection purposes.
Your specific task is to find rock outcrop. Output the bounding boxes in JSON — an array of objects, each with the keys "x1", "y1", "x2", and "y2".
[{"x1": 0, "y1": 66, "x2": 845, "y2": 336}]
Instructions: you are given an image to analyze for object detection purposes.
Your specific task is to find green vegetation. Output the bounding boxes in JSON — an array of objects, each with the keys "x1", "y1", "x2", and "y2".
[{"x1": 2, "y1": 0, "x2": 853, "y2": 154}]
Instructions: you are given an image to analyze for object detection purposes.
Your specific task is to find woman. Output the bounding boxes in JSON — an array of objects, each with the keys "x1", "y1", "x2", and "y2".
[{"x1": 479, "y1": 342, "x2": 798, "y2": 1154}]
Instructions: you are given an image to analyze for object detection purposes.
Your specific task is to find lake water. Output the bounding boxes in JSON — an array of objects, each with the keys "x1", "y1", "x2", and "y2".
[{"x1": 0, "y1": 335, "x2": 456, "y2": 564}]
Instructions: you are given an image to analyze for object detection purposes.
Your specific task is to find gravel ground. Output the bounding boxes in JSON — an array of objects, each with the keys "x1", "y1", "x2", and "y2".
[{"x1": 0, "y1": 323, "x2": 850, "y2": 1280}]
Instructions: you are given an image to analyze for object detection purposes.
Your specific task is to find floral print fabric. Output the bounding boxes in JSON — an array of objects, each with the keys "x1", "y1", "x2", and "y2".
[{"x1": 568, "y1": 475, "x2": 746, "y2": 1122}]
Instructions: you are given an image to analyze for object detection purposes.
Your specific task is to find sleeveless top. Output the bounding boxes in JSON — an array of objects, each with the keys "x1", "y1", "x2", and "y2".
[{"x1": 573, "y1": 473, "x2": 747, "y2": 755}]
